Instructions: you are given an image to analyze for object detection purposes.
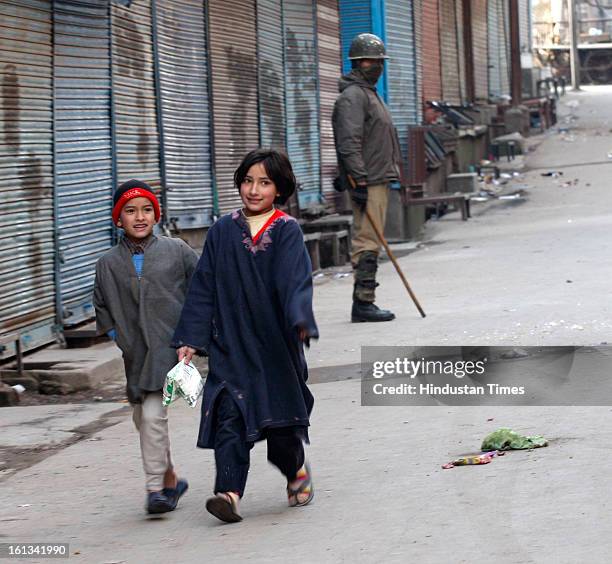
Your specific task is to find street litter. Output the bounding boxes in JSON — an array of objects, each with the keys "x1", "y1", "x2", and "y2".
[
  {"x1": 499, "y1": 193, "x2": 524, "y2": 200},
  {"x1": 333, "y1": 272, "x2": 350, "y2": 279},
  {"x1": 314, "y1": 272, "x2": 325, "y2": 279},
  {"x1": 481, "y1": 428, "x2": 548, "y2": 451},
  {"x1": 442, "y1": 450, "x2": 504, "y2": 469},
  {"x1": 11, "y1": 384, "x2": 25, "y2": 394},
  {"x1": 162, "y1": 361, "x2": 204, "y2": 408},
  {"x1": 541, "y1": 171, "x2": 563, "y2": 177}
]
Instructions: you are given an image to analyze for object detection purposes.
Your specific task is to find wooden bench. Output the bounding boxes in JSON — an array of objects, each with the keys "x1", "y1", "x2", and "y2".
[
  {"x1": 303, "y1": 232, "x2": 321, "y2": 272},
  {"x1": 0, "y1": 333, "x2": 23, "y2": 375},
  {"x1": 319, "y1": 229, "x2": 349, "y2": 267},
  {"x1": 405, "y1": 195, "x2": 471, "y2": 221}
]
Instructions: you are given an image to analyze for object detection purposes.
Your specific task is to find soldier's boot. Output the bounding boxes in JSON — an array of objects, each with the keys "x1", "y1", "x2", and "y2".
[{"x1": 351, "y1": 251, "x2": 395, "y2": 323}]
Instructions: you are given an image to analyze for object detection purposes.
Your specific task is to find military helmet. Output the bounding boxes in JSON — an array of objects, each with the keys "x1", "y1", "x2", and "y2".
[{"x1": 348, "y1": 33, "x2": 389, "y2": 60}]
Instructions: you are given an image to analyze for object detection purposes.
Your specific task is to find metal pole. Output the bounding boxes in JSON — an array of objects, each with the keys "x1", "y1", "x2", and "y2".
[
  {"x1": 568, "y1": 0, "x2": 581, "y2": 90},
  {"x1": 509, "y1": 0, "x2": 522, "y2": 106}
]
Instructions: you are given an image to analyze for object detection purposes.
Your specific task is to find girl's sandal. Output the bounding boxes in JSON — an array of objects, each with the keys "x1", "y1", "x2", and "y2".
[
  {"x1": 287, "y1": 461, "x2": 314, "y2": 507},
  {"x1": 205, "y1": 492, "x2": 243, "y2": 523}
]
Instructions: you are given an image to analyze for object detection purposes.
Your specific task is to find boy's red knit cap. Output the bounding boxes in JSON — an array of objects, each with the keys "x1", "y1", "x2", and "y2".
[{"x1": 112, "y1": 179, "x2": 161, "y2": 225}]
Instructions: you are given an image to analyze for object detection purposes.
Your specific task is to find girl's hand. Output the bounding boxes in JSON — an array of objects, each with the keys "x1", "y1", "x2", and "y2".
[
  {"x1": 298, "y1": 328, "x2": 311, "y2": 347},
  {"x1": 177, "y1": 346, "x2": 196, "y2": 364}
]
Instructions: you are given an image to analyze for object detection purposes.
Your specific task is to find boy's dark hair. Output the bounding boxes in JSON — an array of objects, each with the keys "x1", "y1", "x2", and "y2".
[{"x1": 234, "y1": 148, "x2": 296, "y2": 205}]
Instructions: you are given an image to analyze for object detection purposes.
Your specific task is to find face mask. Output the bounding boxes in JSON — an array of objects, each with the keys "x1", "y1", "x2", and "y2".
[{"x1": 360, "y1": 62, "x2": 384, "y2": 85}]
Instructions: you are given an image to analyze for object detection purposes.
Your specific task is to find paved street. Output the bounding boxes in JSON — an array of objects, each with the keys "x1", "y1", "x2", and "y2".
[{"x1": 2, "y1": 87, "x2": 612, "y2": 563}]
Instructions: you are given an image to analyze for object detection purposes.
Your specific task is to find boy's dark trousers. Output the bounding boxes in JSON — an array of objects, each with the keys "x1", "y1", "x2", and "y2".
[{"x1": 213, "y1": 389, "x2": 305, "y2": 496}]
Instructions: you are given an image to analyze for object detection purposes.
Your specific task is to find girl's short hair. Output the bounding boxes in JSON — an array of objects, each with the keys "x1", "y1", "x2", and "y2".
[{"x1": 234, "y1": 148, "x2": 297, "y2": 205}]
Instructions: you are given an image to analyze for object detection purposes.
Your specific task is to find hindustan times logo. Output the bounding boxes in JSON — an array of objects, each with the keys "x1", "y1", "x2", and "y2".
[{"x1": 371, "y1": 357, "x2": 487, "y2": 379}]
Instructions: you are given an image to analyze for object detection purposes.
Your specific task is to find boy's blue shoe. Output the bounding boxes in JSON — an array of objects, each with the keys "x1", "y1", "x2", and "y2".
[
  {"x1": 146, "y1": 491, "x2": 173, "y2": 514},
  {"x1": 162, "y1": 478, "x2": 189, "y2": 511}
]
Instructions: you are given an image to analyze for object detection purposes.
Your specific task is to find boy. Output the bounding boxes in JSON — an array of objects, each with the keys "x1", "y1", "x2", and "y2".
[
  {"x1": 173, "y1": 149, "x2": 317, "y2": 523},
  {"x1": 93, "y1": 179, "x2": 199, "y2": 514}
]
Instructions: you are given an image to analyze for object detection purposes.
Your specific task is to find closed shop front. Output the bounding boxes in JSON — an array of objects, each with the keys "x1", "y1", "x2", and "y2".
[
  {"x1": 421, "y1": 0, "x2": 442, "y2": 117},
  {"x1": 209, "y1": 0, "x2": 259, "y2": 214},
  {"x1": 317, "y1": 0, "x2": 342, "y2": 207},
  {"x1": 471, "y1": 0, "x2": 488, "y2": 102},
  {"x1": 421, "y1": 0, "x2": 443, "y2": 110},
  {"x1": 283, "y1": 0, "x2": 321, "y2": 209},
  {"x1": 385, "y1": 0, "x2": 419, "y2": 157},
  {"x1": 53, "y1": 0, "x2": 113, "y2": 326},
  {"x1": 439, "y1": 0, "x2": 461, "y2": 105},
  {"x1": 154, "y1": 0, "x2": 214, "y2": 228},
  {"x1": 413, "y1": 0, "x2": 423, "y2": 124},
  {"x1": 111, "y1": 0, "x2": 162, "y2": 193},
  {"x1": 257, "y1": 0, "x2": 286, "y2": 150},
  {"x1": 519, "y1": 0, "x2": 530, "y2": 53},
  {"x1": 0, "y1": 0, "x2": 57, "y2": 355},
  {"x1": 487, "y1": 0, "x2": 510, "y2": 98}
]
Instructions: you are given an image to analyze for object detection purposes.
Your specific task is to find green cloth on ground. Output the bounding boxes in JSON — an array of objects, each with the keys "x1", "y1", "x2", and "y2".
[{"x1": 481, "y1": 428, "x2": 548, "y2": 451}]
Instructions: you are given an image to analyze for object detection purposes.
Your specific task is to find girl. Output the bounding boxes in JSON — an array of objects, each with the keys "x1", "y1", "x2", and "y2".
[{"x1": 172, "y1": 149, "x2": 318, "y2": 523}]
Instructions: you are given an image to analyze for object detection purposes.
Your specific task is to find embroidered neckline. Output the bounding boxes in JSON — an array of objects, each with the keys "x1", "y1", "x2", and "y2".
[{"x1": 232, "y1": 209, "x2": 294, "y2": 254}]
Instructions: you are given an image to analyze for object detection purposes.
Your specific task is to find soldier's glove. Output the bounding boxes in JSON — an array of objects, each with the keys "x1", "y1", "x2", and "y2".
[{"x1": 351, "y1": 183, "x2": 368, "y2": 210}]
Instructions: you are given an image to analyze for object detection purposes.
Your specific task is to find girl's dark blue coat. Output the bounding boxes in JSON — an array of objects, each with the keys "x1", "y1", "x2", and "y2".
[{"x1": 172, "y1": 210, "x2": 318, "y2": 447}]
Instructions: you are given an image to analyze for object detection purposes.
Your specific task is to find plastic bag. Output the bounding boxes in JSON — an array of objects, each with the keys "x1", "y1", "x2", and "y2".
[
  {"x1": 162, "y1": 361, "x2": 204, "y2": 408},
  {"x1": 481, "y1": 428, "x2": 548, "y2": 451}
]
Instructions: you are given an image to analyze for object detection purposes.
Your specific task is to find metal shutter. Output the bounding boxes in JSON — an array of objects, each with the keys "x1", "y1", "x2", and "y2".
[
  {"x1": 519, "y1": 0, "x2": 530, "y2": 52},
  {"x1": 111, "y1": 0, "x2": 162, "y2": 194},
  {"x1": 257, "y1": 0, "x2": 286, "y2": 151},
  {"x1": 317, "y1": 0, "x2": 342, "y2": 208},
  {"x1": 53, "y1": 0, "x2": 113, "y2": 327},
  {"x1": 501, "y1": 0, "x2": 510, "y2": 96},
  {"x1": 154, "y1": 0, "x2": 214, "y2": 228},
  {"x1": 471, "y1": 0, "x2": 488, "y2": 102},
  {"x1": 488, "y1": 0, "x2": 510, "y2": 98},
  {"x1": 283, "y1": 0, "x2": 321, "y2": 209},
  {"x1": 413, "y1": 0, "x2": 423, "y2": 123},
  {"x1": 439, "y1": 0, "x2": 461, "y2": 104},
  {"x1": 0, "y1": 0, "x2": 57, "y2": 356},
  {"x1": 338, "y1": 0, "x2": 371, "y2": 74},
  {"x1": 385, "y1": 0, "x2": 419, "y2": 150},
  {"x1": 422, "y1": 0, "x2": 442, "y2": 104},
  {"x1": 208, "y1": 0, "x2": 259, "y2": 214},
  {"x1": 487, "y1": 0, "x2": 501, "y2": 97}
]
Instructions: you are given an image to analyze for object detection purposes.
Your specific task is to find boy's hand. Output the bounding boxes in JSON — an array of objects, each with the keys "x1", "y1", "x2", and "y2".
[{"x1": 177, "y1": 346, "x2": 196, "y2": 364}]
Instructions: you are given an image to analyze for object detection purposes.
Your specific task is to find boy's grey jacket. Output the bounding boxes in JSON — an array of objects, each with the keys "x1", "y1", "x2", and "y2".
[
  {"x1": 332, "y1": 70, "x2": 402, "y2": 186},
  {"x1": 93, "y1": 235, "x2": 199, "y2": 403}
]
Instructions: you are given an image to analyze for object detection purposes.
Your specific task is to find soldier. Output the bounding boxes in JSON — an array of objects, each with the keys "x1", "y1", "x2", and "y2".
[{"x1": 332, "y1": 33, "x2": 402, "y2": 323}]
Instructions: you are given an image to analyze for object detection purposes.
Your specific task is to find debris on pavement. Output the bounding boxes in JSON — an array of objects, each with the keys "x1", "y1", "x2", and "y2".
[
  {"x1": 541, "y1": 171, "x2": 563, "y2": 177},
  {"x1": 442, "y1": 450, "x2": 504, "y2": 469},
  {"x1": 481, "y1": 428, "x2": 548, "y2": 451}
]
